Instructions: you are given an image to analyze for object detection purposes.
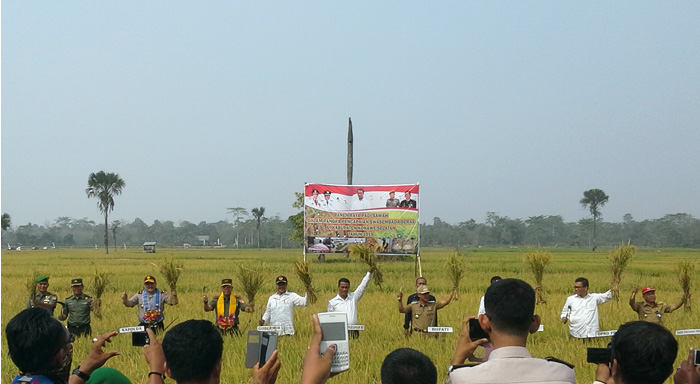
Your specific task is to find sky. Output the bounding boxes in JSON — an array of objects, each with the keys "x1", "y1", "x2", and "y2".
[{"x1": 2, "y1": 2, "x2": 699, "y2": 228}]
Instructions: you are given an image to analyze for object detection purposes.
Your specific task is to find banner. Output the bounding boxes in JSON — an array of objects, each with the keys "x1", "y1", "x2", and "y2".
[{"x1": 304, "y1": 183, "x2": 419, "y2": 255}]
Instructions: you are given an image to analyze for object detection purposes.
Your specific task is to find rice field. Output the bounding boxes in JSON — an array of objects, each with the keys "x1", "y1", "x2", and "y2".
[{"x1": 2, "y1": 247, "x2": 699, "y2": 383}]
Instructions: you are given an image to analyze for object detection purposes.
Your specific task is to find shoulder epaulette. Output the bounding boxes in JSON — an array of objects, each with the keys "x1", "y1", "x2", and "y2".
[{"x1": 545, "y1": 356, "x2": 575, "y2": 369}]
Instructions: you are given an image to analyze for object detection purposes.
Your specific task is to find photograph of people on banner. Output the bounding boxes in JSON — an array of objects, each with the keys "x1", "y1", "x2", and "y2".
[{"x1": 304, "y1": 183, "x2": 419, "y2": 255}]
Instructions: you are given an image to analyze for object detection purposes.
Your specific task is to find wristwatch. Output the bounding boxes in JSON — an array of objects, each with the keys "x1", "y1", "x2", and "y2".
[{"x1": 72, "y1": 366, "x2": 90, "y2": 381}]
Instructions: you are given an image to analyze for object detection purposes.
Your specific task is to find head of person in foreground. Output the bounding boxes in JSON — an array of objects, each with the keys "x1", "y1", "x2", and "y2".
[
  {"x1": 381, "y1": 348, "x2": 436, "y2": 384},
  {"x1": 482, "y1": 278, "x2": 539, "y2": 340},
  {"x1": 162, "y1": 320, "x2": 223, "y2": 384}
]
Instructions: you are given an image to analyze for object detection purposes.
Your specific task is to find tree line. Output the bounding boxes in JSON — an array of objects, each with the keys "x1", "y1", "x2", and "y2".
[{"x1": 2, "y1": 211, "x2": 699, "y2": 249}]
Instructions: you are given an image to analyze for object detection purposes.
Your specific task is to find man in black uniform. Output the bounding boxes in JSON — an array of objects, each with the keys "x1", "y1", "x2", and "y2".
[
  {"x1": 399, "y1": 191, "x2": 417, "y2": 208},
  {"x1": 58, "y1": 278, "x2": 93, "y2": 337}
]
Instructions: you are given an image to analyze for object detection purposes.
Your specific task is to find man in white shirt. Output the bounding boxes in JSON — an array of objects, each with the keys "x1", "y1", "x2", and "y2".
[
  {"x1": 477, "y1": 276, "x2": 501, "y2": 316},
  {"x1": 447, "y1": 278, "x2": 575, "y2": 384},
  {"x1": 258, "y1": 275, "x2": 307, "y2": 335},
  {"x1": 352, "y1": 188, "x2": 371, "y2": 210},
  {"x1": 327, "y1": 270, "x2": 372, "y2": 338},
  {"x1": 561, "y1": 277, "x2": 612, "y2": 339}
]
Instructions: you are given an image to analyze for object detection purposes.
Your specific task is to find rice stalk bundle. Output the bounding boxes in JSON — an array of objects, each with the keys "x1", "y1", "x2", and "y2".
[
  {"x1": 445, "y1": 252, "x2": 465, "y2": 300},
  {"x1": 159, "y1": 256, "x2": 184, "y2": 305},
  {"x1": 350, "y1": 243, "x2": 383, "y2": 288},
  {"x1": 524, "y1": 250, "x2": 551, "y2": 304},
  {"x1": 236, "y1": 266, "x2": 265, "y2": 305},
  {"x1": 293, "y1": 259, "x2": 317, "y2": 304},
  {"x1": 26, "y1": 272, "x2": 40, "y2": 298},
  {"x1": 91, "y1": 270, "x2": 111, "y2": 319},
  {"x1": 609, "y1": 242, "x2": 636, "y2": 300},
  {"x1": 676, "y1": 261, "x2": 694, "y2": 312}
]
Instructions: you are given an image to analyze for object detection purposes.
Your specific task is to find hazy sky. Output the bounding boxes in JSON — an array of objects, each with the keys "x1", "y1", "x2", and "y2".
[{"x1": 2, "y1": 2, "x2": 699, "y2": 228}]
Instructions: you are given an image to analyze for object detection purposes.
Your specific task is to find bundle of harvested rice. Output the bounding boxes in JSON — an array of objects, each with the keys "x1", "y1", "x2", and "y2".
[
  {"x1": 159, "y1": 256, "x2": 183, "y2": 305},
  {"x1": 90, "y1": 270, "x2": 110, "y2": 319},
  {"x1": 236, "y1": 266, "x2": 265, "y2": 306},
  {"x1": 445, "y1": 252, "x2": 465, "y2": 300},
  {"x1": 350, "y1": 243, "x2": 383, "y2": 288},
  {"x1": 609, "y1": 242, "x2": 636, "y2": 300},
  {"x1": 293, "y1": 259, "x2": 317, "y2": 304},
  {"x1": 524, "y1": 250, "x2": 552, "y2": 304},
  {"x1": 676, "y1": 261, "x2": 694, "y2": 312}
]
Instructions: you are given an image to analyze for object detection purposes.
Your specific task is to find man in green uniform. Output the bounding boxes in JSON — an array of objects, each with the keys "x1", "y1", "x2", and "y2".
[
  {"x1": 58, "y1": 278, "x2": 93, "y2": 337},
  {"x1": 629, "y1": 287, "x2": 684, "y2": 326},
  {"x1": 203, "y1": 278, "x2": 253, "y2": 335},
  {"x1": 26, "y1": 276, "x2": 58, "y2": 315},
  {"x1": 397, "y1": 285, "x2": 455, "y2": 337}
]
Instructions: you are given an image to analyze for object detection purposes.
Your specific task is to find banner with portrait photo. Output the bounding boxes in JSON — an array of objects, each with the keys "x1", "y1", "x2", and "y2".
[{"x1": 304, "y1": 183, "x2": 420, "y2": 255}]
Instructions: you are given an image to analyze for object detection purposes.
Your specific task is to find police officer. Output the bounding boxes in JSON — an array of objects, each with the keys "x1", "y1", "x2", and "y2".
[
  {"x1": 203, "y1": 278, "x2": 253, "y2": 335},
  {"x1": 122, "y1": 275, "x2": 176, "y2": 332},
  {"x1": 58, "y1": 278, "x2": 93, "y2": 337},
  {"x1": 397, "y1": 285, "x2": 455, "y2": 336},
  {"x1": 26, "y1": 276, "x2": 58, "y2": 315}
]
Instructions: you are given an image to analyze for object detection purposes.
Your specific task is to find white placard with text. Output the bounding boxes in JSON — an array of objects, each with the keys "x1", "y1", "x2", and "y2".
[
  {"x1": 347, "y1": 325, "x2": 365, "y2": 331},
  {"x1": 427, "y1": 326, "x2": 453, "y2": 333},
  {"x1": 676, "y1": 329, "x2": 700, "y2": 336}
]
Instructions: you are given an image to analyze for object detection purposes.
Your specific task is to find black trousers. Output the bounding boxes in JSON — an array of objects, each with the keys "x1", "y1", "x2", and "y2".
[{"x1": 68, "y1": 324, "x2": 92, "y2": 337}]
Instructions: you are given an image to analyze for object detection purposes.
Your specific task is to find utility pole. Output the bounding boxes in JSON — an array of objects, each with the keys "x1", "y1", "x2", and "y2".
[{"x1": 347, "y1": 117, "x2": 353, "y2": 185}]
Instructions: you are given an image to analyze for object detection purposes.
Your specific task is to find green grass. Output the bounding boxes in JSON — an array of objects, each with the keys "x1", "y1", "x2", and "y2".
[{"x1": 2, "y1": 247, "x2": 699, "y2": 383}]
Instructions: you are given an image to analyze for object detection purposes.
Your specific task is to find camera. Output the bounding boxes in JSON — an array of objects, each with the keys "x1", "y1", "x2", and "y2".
[
  {"x1": 587, "y1": 347, "x2": 612, "y2": 364},
  {"x1": 468, "y1": 318, "x2": 490, "y2": 341},
  {"x1": 694, "y1": 349, "x2": 700, "y2": 366}
]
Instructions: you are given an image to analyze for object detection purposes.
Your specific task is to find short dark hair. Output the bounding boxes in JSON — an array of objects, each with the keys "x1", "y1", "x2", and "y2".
[
  {"x1": 611, "y1": 321, "x2": 677, "y2": 384},
  {"x1": 490, "y1": 276, "x2": 502, "y2": 284},
  {"x1": 380, "y1": 348, "x2": 436, "y2": 384},
  {"x1": 6, "y1": 307, "x2": 67, "y2": 373},
  {"x1": 484, "y1": 278, "x2": 535, "y2": 336},
  {"x1": 163, "y1": 320, "x2": 223, "y2": 383},
  {"x1": 415, "y1": 276, "x2": 427, "y2": 284},
  {"x1": 338, "y1": 278, "x2": 350, "y2": 286},
  {"x1": 575, "y1": 277, "x2": 589, "y2": 287}
]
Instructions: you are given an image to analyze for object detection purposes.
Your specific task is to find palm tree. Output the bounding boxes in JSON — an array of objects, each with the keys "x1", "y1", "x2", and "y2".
[
  {"x1": 251, "y1": 207, "x2": 265, "y2": 249},
  {"x1": 580, "y1": 188, "x2": 609, "y2": 251},
  {"x1": 86, "y1": 171, "x2": 125, "y2": 254}
]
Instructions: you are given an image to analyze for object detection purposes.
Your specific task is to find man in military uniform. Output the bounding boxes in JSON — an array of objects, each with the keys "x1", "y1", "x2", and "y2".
[
  {"x1": 447, "y1": 278, "x2": 575, "y2": 384},
  {"x1": 58, "y1": 278, "x2": 93, "y2": 337},
  {"x1": 629, "y1": 287, "x2": 684, "y2": 326},
  {"x1": 122, "y1": 275, "x2": 177, "y2": 332},
  {"x1": 26, "y1": 276, "x2": 58, "y2": 315},
  {"x1": 203, "y1": 278, "x2": 253, "y2": 335},
  {"x1": 397, "y1": 285, "x2": 454, "y2": 337},
  {"x1": 385, "y1": 191, "x2": 400, "y2": 207},
  {"x1": 398, "y1": 191, "x2": 417, "y2": 208}
]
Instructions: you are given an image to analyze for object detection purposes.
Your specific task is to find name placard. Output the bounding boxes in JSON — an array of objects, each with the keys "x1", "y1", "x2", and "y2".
[
  {"x1": 257, "y1": 326, "x2": 283, "y2": 332},
  {"x1": 595, "y1": 330, "x2": 617, "y2": 337},
  {"x1": 119, "y1": 326, "x2": 145, "y2": 333},
  {"x1": 675, "y1": 329, "x2": 700, "y2": 336},
  {"x1": 427, "y1": 326, "x2": 453, "y2": 333},
  {"x1": 347, "y1": 325, "x2": 365, "y2": 331},
  {"x1": 537, "y1": 325, "x2": 544, "y2": 332}
]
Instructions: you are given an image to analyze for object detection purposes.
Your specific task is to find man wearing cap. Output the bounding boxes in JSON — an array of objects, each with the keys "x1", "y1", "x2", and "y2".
[
  {"x1": 629, "y1": 287, "x2": 684, "y2": 326},
  {"x1": 397, "y1": 285, "x2": 455, "y2": 336},
  {"x1": 386, "y1": 191, "x2": 400, "y2": 207},
  {"x1": 58, "y1": 278, "x2": 93, "y2": 337},
  {"x1": 258, "y1": 276, "x2": 307, "y2": 336},
  {"x1": 203, "y1": 278, "x2": 253, "y2": 335},
  {"x1": 122, "y1": 275, "x2": 177, "y2": 332},
  {"x1": 403, "y1": 277, "x2": 437, "y2": 336},
  {"x1": 560, "y1": 277, "x2": 612, "y2": 339},
  {"x1": 26, "y1": 276, "x2": 58, "y2": 315},
  {"x1": 327, "y1": 269, "x2": 372, "y2": 339}
]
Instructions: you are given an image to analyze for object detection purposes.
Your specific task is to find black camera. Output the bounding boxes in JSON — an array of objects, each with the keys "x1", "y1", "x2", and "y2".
[
  {"x1": 132, "y1": 331, "x2": 150, "y2": 346},
  {"x1": 587, "y1": 346, "x2": 612, "y2": 364}
]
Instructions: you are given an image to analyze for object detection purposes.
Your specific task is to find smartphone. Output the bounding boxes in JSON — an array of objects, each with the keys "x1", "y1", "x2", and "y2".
[
  {"x1": 694, "y1": 349, "x2": 700, "y2": 366},
  {"x1": 245, "y1": 331, "x2": 278, "y2": 368},
  {"x1": 587, "y1": 348, "x2": 612, "y2": 364},
  {"x1": 317, "y1": 312, "x2": 350, "y2": 373},
  {"x1": 132, "y1": 331, "x2": 149, "y2": 346},
  {"x1": 468, "y1": 318, "x2": 490, "y2": 341}
]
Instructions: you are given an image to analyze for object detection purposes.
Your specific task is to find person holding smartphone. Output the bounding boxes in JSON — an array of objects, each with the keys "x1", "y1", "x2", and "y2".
[{"x1": 447, "y1": 278, "x2": 575, "y2": 384}]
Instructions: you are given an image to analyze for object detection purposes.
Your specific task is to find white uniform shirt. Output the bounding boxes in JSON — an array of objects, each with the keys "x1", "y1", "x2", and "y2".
[
  {"x1": 477, "y1": 296, "x2": 486, "y2": 316},
  {"x1": 261, "y1": 291, "x2": 307, "y2": 335},
  {"x1": 327, "y1": 272, "x2": 371, "y2": 325},
  {"x1": 447, "y1": 346, "x2": 576, "y2": 384},
  {"x1": 560, "y1": 290, "x2": 612, "y2": 338}
]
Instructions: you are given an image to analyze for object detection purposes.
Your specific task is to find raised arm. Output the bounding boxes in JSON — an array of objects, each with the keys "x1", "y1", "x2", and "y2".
[
  {"x1": 122, "y1": 292, "x2": 137, "y2": 308},
  {"x1": 397, "y1": 289, "x2": 410, "y2": 314},
  {"x1": 437, "y1": 289, "x2": 456, "y2": 309},
  {"x1": 629, "y1": 288, "x2": 639, "y2": 310},
  {"x1": 669, "y1": 296, "x2": 685, "y2": 312},
  {"x1": 203, "y1": 295, "x2": 214, "y2": 312},
  {"x1": 353, "y1": 271, "x2": 372, "y2": 301}
]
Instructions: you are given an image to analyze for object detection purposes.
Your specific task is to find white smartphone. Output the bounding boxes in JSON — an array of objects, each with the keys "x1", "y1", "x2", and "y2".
[{"x1": 317, "y1": 312, "x2": 350, "y2": 373}]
